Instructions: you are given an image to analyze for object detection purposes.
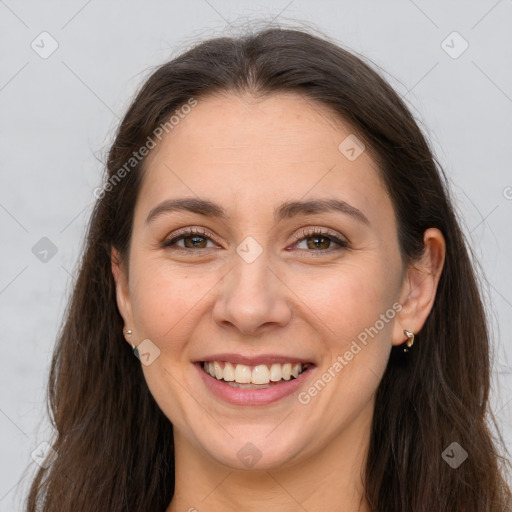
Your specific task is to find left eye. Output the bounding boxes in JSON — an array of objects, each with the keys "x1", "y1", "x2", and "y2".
[{"x1": 292, "y1": 229, "x2": 348, "y2": 252}]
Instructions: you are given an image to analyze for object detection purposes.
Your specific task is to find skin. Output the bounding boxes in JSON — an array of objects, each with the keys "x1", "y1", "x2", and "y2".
[{"x1": 112, "y1": 92, "x2": 445, "y2": 512}]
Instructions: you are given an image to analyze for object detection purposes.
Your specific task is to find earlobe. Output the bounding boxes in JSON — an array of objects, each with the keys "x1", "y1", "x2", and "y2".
[
  {"x1": 392, "y1": 228, "x2": 446, "y2": 347},
  {"x1": 111, "y1": 247, "x2": 134, "y2": 343}
]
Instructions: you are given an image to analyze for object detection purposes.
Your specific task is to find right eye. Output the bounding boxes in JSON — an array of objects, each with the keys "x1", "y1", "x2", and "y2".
[{"x1": 163, "y1": 228, "x2": 219, "y2": 251}]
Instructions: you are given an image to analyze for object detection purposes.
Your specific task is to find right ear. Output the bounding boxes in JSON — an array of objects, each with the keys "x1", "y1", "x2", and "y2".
[{"x1": 111, "y1": 247, "x2": 134, "y2": 345}]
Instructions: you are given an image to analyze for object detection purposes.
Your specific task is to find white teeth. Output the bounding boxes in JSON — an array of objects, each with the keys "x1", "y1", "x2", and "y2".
[
  {"x1": 291, "y1": 363, "x2": 301, "y2": 378},
  {"x1": 214, "y1": 361, "x2": 223, "y2": 380},
  {"x1": 269, "y1": 363, "x2": 282, "y2": 382},
  {"x1": 223, "y1": 362, "x2": 235, "y2": 381},
  {"x1": 234, "y1": 364, "x2": 252, "y2": 383},
  {"x1": 202, "y1": 361, "x2": 308, "y2": 384},
  {"x1": 281, "y1": 363, "x2": 292, "y2": 381},
  {"x1": 252, "y1": 364, "x2": 270, "y2": 384}
]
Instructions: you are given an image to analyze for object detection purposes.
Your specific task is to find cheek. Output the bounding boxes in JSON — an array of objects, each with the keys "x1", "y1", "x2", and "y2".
[
  {"x1": 293, "y1": 257, "x2": 397, "y2": 400},
  {"x1": 291, "y1": 264, "x2": 396, "y2": 432},
  {"x1": 293, "y1": 258, "x2": 396, "y2": 341},
  {"x1": 128, "y1": 257, "x2": 219, "y2": 350}
]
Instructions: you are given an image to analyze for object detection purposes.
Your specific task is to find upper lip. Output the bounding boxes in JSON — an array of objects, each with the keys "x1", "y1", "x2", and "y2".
[{"x1": 196, "y1": 353, "x2": 315, "y2": 366}]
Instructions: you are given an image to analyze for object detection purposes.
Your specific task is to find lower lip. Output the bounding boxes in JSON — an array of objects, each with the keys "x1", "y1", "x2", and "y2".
[{"x1": 195, "y1": 362, "x2": 315, "y2": 406}]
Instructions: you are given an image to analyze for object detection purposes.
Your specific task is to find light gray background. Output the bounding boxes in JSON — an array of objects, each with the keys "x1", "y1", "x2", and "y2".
[{"x1": 1, "y1": 1, "x2": 511, "y2": 509}]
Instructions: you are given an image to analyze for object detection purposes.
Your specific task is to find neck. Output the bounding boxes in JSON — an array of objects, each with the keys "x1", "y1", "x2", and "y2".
[{"x1": 166, "y1": 404, "x2": 373, "y2": 512}]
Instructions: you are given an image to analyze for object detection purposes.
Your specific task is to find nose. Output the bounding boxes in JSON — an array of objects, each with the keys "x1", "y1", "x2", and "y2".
[{"x1": 212, "y1": 251, "x2": 292, "y2": 336}]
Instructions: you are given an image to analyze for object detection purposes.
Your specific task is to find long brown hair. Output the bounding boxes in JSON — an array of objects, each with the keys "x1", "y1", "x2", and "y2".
[{"x1": 25, "y1": 25, "x2": 511, "y2": 511}]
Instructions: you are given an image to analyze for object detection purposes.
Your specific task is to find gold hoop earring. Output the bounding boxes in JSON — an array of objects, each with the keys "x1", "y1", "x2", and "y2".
[{"x1": 403, "y1": 329, "x2": 415, "y2": 352}]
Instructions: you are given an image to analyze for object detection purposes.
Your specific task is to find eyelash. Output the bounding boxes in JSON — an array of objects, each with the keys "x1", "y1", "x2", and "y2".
[{"x1": 162, "y1": 227, "x2": 349, "y2": 255}]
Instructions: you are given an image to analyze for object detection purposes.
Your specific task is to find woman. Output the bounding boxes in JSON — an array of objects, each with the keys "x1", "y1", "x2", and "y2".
[{"x1": 25, "y1": 26, "x2": 511, "y2": 511}]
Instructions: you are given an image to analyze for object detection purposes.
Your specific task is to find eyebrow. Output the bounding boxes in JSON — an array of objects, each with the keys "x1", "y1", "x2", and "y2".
[{"x1": 145, "y1": 197, "x2": 370, "y2": 226}]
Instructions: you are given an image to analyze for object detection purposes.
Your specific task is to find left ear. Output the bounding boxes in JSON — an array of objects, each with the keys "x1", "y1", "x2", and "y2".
[{"x1": 392, "y1": 228, "x2": 446, "y2": 346}]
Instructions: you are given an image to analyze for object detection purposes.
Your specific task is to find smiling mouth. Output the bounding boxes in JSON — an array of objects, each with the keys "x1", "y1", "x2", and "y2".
[{"x1": 200, "y1": 360, "x2": 311, "y2": 389}]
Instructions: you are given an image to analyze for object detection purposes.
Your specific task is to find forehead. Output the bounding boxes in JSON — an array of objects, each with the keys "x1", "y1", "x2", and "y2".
[{"x1": 136, "y1": 92, "x2": 394, "y2": 228}]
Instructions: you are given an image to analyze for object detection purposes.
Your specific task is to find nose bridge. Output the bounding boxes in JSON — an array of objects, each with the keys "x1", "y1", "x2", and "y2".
[
  {"x1": 232, "y1": 246, "x2": 272, "y2": 296},
  {"x1": 213, "y1": 242, "x2": 291, "y2": 334}
]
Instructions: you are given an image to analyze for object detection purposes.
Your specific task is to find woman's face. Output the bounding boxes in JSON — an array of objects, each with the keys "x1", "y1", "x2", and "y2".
[{"x1": 114, "y1": 92, "x2": 415, "y2": 471}]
